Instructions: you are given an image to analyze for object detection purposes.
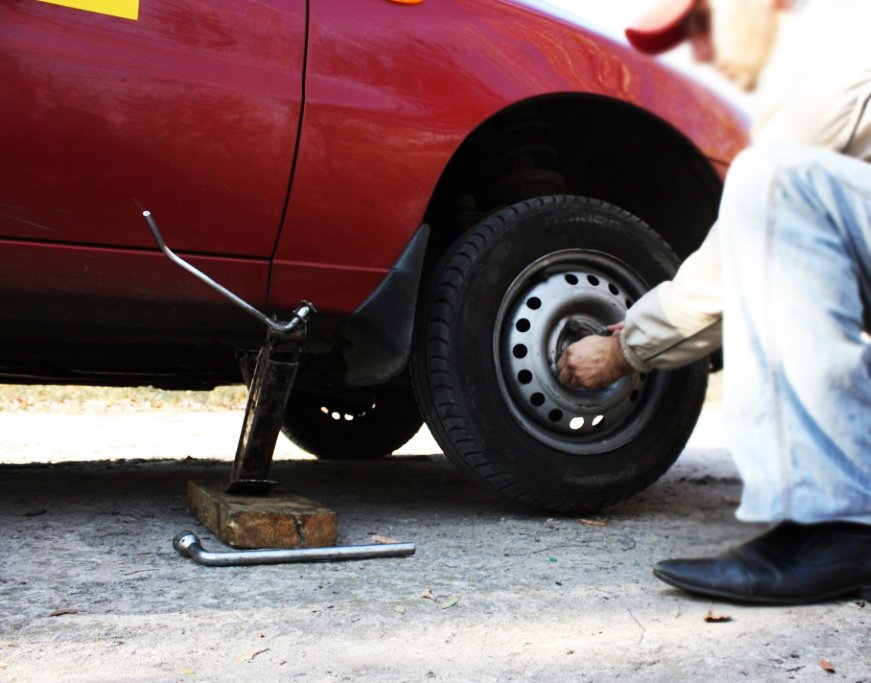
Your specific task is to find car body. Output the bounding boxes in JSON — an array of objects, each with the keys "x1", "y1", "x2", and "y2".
[{"x1": 1, "y1": 0, "x2": 747, "y2": 510}]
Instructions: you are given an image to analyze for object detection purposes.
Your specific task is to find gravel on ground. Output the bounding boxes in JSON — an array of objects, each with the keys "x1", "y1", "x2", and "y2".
[{"x1": 1, "y1": 380, "x2": 869, "y2": 682}]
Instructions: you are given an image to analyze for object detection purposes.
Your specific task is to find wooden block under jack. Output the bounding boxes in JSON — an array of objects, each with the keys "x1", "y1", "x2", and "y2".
[{"x1": 187, "y1": 481, "x2": 338, "y2": 549}]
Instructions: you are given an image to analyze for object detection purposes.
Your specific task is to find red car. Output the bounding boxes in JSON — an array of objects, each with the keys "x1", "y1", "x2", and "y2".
[{"x1": 1, "y1": 0, "x2": 746, "y2": 512}]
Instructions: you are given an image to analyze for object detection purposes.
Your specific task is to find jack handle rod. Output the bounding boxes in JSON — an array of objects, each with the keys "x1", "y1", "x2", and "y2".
[
  {"x1": 142, "y1": 210, "x2": 315, "y2": 334},
  {"x1": 173, "y1": 530, "x2": 415, "y2": 567}
]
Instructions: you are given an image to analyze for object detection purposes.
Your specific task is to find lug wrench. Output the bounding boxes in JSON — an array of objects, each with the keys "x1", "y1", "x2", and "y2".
[{"x1": 173, "y1": 531, "x2": 415, "y2": 567}]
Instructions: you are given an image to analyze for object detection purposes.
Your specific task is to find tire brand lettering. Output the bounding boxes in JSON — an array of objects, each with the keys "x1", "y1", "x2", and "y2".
[{"x1": 578, "y1": 213, "x2": 621, "y2": 227}]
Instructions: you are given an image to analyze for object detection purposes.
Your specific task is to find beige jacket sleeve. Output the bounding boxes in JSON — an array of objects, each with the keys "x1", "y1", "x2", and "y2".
[
  {"x1": 620, "y1": 223, "x2": 722, "y2": 372},
  {"x1": 620, "y1": 0, "x2": 871, "y2": 373}
]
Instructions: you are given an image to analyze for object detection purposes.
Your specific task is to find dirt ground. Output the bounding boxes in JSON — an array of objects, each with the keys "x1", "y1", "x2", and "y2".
[{"x1": 0, "y1": 381, "x2": 869, "y2": 683}]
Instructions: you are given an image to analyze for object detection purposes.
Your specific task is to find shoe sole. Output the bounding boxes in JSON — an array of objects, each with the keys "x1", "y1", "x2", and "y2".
[{"x1": 653, "y1": 568, "x2": 871, "y2": 606}]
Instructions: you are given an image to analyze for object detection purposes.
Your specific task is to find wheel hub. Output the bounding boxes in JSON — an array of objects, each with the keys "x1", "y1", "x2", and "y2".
[{"x1": 494, "y1": 250, "x2": 661, "y2": 454}]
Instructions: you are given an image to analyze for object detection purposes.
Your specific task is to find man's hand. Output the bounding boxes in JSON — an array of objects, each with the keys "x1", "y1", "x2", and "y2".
[{"x1": 557, "y1": 327, "x2": 631, "y2": 390}]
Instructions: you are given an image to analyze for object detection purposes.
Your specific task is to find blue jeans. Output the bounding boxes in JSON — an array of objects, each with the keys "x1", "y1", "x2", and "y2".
[{"x1": 719, "y1": 142, "x2": 871, "y2": 524}]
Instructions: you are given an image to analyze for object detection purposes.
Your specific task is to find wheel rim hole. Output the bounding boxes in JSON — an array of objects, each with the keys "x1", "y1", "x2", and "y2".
[
  {"x1": 530, "y1": 392, "x2": 545, "y2": 407},
  {"x1": 630, "y1": 390, "x2": 640, "y2": 403},
  {"x1": 513, "y1": 344, "x2": 528, "y2": 359},
  {"x1": 608, "y1": 283, "x2": 619, "y2": 296},
  {"x1": 569, "y1": 416, "x2": 585, "y2": 430},
  {"x1": 587, "y1": 275, "x2": 600, "y2": 286},
  {"x1": 527, "y1": 297, "x2": 542, "y2": 310},
  {"x1": 515, "y1": 318, "x2": 531, "y2": 333},
  {"x1": 626, "y1": 298, "x2": 634, "y2": 308},
  {"x1": 548, "y1": 409, "x2": 563, "y2": 423},
  {"x1": 592, "y1": 414, "x2": 605, "y2": 427},
  {"x1": 564, "y1": 274, "x2": 579, "y2": 285},
  {"x1": 518, "y1": 369, "x2": 533, "y2": 385},
  {"x1": 639, "y1": 373, "x2": 647, "y2": 382}
]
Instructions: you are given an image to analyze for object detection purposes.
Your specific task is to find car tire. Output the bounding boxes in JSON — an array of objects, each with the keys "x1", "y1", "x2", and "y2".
[
  {"x1": 412, "y1": 195, "x2": 708, "y2": 512},
  {"x1": 281, "y1": 386, "x2": 424, "y2": 460}
]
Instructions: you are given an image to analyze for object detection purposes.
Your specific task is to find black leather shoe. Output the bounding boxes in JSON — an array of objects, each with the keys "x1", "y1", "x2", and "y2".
[{"x1": 653, "y1": 522, "x2": 871, "y2": 605}]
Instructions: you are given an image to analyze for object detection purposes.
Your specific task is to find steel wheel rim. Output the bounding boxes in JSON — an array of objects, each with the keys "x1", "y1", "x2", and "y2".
[{"x1": 493, "y1": 249, "x2": 666, "y2": 455}]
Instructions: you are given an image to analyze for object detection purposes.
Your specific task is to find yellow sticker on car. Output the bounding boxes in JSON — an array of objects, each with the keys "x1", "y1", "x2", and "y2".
[{"x1": 37, "y1": 0, "x2": 139, "y2": 20}]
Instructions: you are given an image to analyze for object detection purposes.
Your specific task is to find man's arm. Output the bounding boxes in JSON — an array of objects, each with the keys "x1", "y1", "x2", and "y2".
[
  {"x1": 557, "y1": 224, "x2": 723, "y2": 390},
  {"x1": 557, "y1": 323, "x2": 629, "y2": 390},
  {"x1": 619, "y1": 221, "x2": 723, "y2": 372}
]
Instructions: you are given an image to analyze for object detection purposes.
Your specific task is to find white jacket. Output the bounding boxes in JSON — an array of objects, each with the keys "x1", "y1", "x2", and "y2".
[{"x1": 620, "y1": 0, "x2": 871, "y2": 372}]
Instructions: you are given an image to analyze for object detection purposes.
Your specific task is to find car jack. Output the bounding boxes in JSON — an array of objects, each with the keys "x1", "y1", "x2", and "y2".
[
  {"x1": 143, "y1": 210, "x2": 416, "y2": 560},
  {"x1": 143, "y1": 210, "x2": 313, "y2": 496}
]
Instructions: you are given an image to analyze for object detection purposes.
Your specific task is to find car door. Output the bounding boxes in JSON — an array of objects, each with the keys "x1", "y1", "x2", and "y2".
[{"x1": 0, "y1": 0, "x2": 305, "y2": 334}]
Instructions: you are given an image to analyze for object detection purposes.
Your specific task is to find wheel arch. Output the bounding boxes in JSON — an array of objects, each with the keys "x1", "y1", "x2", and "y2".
[
  {"x1": 423, "y1": 93, "x2": 726, "y2": 265},
  {"x1": 338, "y1": 94, "x2": 729, "y2": 386}
]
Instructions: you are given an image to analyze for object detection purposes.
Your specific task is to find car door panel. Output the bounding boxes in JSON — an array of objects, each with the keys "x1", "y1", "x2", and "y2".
[
  {"x1": 0, "y1": 0, "x2": 305, "y2": 257},
  {"x1": 0, "y1": 239, "x2": 267, "y2": 341}
]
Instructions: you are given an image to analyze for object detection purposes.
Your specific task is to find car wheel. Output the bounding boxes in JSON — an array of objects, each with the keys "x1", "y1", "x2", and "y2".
[
  {"x1": 281, "y1": 386, "x2": 424, "y2": 460},
  {"x1": 412, "y1": 195, "x2": 707, "y2": 512}
]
